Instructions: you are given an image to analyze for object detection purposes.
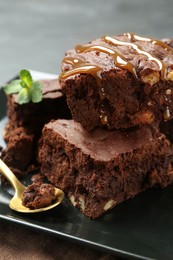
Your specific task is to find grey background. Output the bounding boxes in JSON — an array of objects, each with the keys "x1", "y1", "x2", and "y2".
[{"x1": 0, "y1": 0, "x2": 173, "y2": 85}]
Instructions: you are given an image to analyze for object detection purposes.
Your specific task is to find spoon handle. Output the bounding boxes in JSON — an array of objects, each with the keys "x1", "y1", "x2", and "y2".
[{"x1": 0, "y1": 159, "x2": 25, "y2": 192}]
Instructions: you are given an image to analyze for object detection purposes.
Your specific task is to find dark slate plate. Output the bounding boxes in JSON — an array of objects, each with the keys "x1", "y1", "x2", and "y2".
[{"x1": 0, "y1": 71, "x2": 173, "y2": 260}]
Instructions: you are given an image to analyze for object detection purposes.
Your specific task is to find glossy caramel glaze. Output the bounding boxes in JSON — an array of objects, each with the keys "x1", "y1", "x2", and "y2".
[
  {"x1": 60, "y1": 33, "x2": 173, "y2": 81},
  {"x1": 102, "y1": 35, "x2": 167, "y2": 79}
]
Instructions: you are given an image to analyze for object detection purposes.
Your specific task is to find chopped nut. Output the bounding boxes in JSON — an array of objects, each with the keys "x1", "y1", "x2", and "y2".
[
  {"x1": 129, "y1": 110, "x2": 155, "y2": 125},
  {"x1": 167, "y1": 71, "x2": 173, "y2": 81},
  {"x1": 78, "y1": 196, "x2": 85, "y2": 211},
  {"x1": 168, "y1": 163, "x2": 173, "y2": 174},
  {"x1": 141, "y1": 71, "x2": 160, "y2": 85},
  {"x1": 69, "y1": 195, "x2": 77, "y2": 207},
  {"x1": 138, "y1": 111, "x2": 155, "y2": 124},
  {"x1": 100, "y1": 114, "x2": 108, "y2": 125},
  {"x1": 103, "y1": 199, "x2": 116, "y2": 211},
  {"x1": 147, "y1": 101, "x2": 152, "y2": 106},
  {"x1": 166, "y1": 89, "x2": 172, "y2": 95}
]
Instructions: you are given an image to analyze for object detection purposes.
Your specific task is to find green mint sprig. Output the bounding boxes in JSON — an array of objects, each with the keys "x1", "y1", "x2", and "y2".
[{"x1": 3, "y1": 70, "x2": 43, "y2": 104}]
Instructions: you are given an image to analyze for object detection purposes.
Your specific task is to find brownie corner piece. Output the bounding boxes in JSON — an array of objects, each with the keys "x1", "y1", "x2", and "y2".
[
  {"x1": 38, "y1": 119, "x2": 173, "y2": 219},
  {"x1": 1, "y1": 127, "x2": 34, "y2": 178},
  {"x1": 3, "y1": 78, "x2": 72, "y2": 177},
  {"x1": 6, "y1": 79, "x2": 71, "y2": 137}
]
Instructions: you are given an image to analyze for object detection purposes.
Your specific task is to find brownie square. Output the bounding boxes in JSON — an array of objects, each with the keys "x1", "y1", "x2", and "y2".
[
  {"x1": 38, "y1": 119, "x2": 173, "y2": 218},
  {"x1": 5, "y1": 79, "x2": 71, "y2": 141},
  {"x1": 2, "y1": 79, "x2": 71, "y2": 177},
  {"x1": 60, "y1": 33, "x2": 173, "y2": 131}
]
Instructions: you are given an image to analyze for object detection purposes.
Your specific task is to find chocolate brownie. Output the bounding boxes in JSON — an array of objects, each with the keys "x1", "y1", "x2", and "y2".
[
  {"x1": 38, "y1": 119, "x2": 173, "y2": 219},
  {"x1": 1, "y1": 79, "x2": 71, "y2": 177},
  {"x1": 22, "y1": 182, "x2": 56, "y2": 209},
  {"x1": 1, "y1": 127, "x2": 34, "y2": 177},
  {"x1": 60, "y1": 33, "x2": 173, "y2": 131},
  {"x1": 5, "y1": 79, "x2": 71, "y2": 141},
  {"x1": 160, "y1": 119, "x2": 173, "y2": 143}
]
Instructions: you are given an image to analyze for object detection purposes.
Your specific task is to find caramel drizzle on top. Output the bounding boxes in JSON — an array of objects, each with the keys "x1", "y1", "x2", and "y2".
[
  {"x1": 60, "y1": 33, "x2": 173, "y2": 80},
  {"x1": 75, "y1": 44, "x2": 137, "y2": 78},
  {"x1": 60, "y1": 33, "x2": 173, "y2": 125},
  {"x1": 103, "y1": 34, "x2": 168, "y2": 79},
  {"x1": 60, "y1": 57, "x2": 102, "y2": 86},
  {"x1": 125, "y1": 33, "x2": 173, "y2": 52}
]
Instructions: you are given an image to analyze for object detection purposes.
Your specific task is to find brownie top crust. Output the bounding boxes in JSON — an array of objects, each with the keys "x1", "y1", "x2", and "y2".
[
  {"x1": 12, "y1": 79, "x2": 62, "y2": 103},
  {"x1": 45, "y1": 119, "x2": 159, "y2": 161},
  {"x1": 60, "y1": 33, "x2": 173, "y2": 84},
  {"x1": 41, "y1": 79, "x2": 63, "y2": 99}
]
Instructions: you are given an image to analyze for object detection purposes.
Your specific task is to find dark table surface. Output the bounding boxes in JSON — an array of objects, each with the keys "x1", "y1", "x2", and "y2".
[{"x1": 0, "y1": 1, "x2": 173, "y2": 259}]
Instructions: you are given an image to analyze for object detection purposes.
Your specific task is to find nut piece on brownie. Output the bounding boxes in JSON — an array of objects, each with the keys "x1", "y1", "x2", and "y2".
[
  {"x1": 38, "y1": 119, "x2": 173, "y2": 219},
  {"x1": 60, "y1": 33, "x2": 173, "y2": 131}
]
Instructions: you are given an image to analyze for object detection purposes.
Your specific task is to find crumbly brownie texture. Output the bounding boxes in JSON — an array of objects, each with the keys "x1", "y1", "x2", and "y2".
[
  {"x1": 22, "y1": 182, "x2": 56, "y2": 209},
  {"x1": 1, "y1": 127, "x2": 34, "y2": 177},
  {"x1": 5, "y1": 79, "x2": 71, "y2": 141},
  {"x1": 38, "y1": 119, "x2": 173, "y2": 219},
  {"x1": 60, "y1": 33, "x2": 173, "y2": 131},
  {"x1": 1, "y1": 79, "x2": 71, "y2": 178},
  {"x1": 160, "y1": 119, "x2": 173, "y2": 143}
]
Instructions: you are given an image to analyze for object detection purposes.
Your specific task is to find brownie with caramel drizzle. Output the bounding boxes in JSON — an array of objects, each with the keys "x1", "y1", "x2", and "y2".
[{"x1": 60, "y1": 33, "x2": 173, "y2": 130}]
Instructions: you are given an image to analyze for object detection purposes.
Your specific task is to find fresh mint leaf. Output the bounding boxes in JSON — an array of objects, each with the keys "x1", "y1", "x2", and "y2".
[
  {"x1": 20, "y1": 70, "x2": 33, "y2": 87},
  {"x1": 3, "y1": 80, "x2": 22, "y2": 95},
  {"x1": 30, "y1": 81, "x2": 42, "y2": 103},
  {"x1": 17, "y1": 88, "x2": 31, "y2": 104},
  {"x1": 21, "y1": 80, "x2": 27, "y2": 88},
  {"x1": 3, "y1": 69, "x2": 43, "y2": 104}
]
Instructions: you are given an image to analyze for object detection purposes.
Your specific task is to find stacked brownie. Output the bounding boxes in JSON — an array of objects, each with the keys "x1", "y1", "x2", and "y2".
[{"x1": 38, "y1": 33, "x2": 173, "y2": 218}]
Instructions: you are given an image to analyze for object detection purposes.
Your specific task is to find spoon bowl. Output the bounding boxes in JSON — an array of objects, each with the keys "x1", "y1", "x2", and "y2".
[{"x1": 0, "y1": 159, "x2": 64, "y2": 213}]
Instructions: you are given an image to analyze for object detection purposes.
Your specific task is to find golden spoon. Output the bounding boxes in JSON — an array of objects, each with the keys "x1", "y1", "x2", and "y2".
[{"x1": 0, "y1": 159, "x2": 64, "y2": 213}]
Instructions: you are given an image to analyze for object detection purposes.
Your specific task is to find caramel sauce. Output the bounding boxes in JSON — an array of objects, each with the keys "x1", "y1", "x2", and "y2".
[
  {"x1": 60, "y1": 57, "x2": 101, "y2": 78},
  {"x1": 102, "y1": 35, "x2": 167, "y2": 79},
  {"x1": 60, "y1": 63, "x2": 102, "y2": 82},
  {"x1": 60, "y1": 33, "x2": 172, "y2": 82},
  {"x1": 124, "y1": 33, "x2": 173, "y2": 52},
  {"x1": 60, "y1": 33, "x2": 173, "y2": 126},
  {"x1": 75, "y1": 44, "x2": 137, "y2": 77}
]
